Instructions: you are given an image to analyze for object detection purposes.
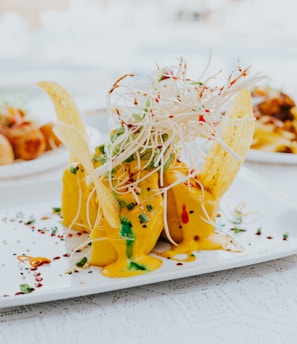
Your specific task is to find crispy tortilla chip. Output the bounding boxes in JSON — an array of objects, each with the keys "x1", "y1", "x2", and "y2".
[
  {"x1": 38, "y1": 81, "x2": 89, "y2": 162},
  {"x1": 198, "y1": 88, "x2": 254, "y2": 198}
]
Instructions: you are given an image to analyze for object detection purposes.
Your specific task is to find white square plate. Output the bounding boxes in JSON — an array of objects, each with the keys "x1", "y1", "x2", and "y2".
[{"x1": 1, "y1": 167, "x2": 297, "y2": 308}]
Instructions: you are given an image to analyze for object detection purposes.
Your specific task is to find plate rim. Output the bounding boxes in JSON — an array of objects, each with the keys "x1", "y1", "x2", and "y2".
[{"x1": 246, "y1": 149, "x2": 297, "y2": 164}]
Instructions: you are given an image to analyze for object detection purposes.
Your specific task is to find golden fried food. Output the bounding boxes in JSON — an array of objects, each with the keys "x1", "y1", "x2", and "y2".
[
  {"x1": 2, "y1": 123, "x2": 46, "y2": 161},
  {"x1": 251, "y1": 86, "x2": 297, "y2": 153},
  {"x1": 0, "y1": 102, "x2": 63, "y2": 164},
  {"x1": 39, "y1": 122, "x2": 62, "y2": 150}
]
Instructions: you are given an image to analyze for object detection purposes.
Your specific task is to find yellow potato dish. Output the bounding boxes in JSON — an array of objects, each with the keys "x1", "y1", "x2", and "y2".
[{"x1": 38, "y1": 59, "x2": 262, "y2": 278}]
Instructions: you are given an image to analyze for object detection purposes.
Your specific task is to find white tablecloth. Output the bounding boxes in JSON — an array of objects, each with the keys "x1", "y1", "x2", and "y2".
[{"x1": 1, "y1": 161, "x2": 297, "y2": 344}]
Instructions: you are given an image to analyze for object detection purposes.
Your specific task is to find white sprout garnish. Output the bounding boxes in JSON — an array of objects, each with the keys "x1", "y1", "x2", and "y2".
[{"x1": 95, "y1": 57, "x2": 264, "y2": 192}]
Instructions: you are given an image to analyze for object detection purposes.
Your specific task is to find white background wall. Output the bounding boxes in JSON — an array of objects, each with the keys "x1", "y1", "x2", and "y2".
[{"x1": 0, "y1": 0, "x2": 296, "y2": 100}]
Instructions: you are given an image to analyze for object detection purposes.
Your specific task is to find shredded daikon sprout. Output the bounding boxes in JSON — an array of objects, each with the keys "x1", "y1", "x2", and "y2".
[{"x1": 96, "y1": 57, "x2": 264, "y2": 194}]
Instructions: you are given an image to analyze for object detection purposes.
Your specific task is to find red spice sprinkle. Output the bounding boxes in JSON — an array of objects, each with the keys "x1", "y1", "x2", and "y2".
[
  {"x1": 53, "y1": 256, "x2": 61, "y2": 261},
  {"x1": 198, "y1": 115, "x2": 206, "y2": 122},
  {"x1": 266, "y1": 236, "x2": 273, "y2": 240},
  {"x1": 176, "y1": 262, "x2": 183, "y2": 266},
  {"x1": 184, "y1": 181, "x2": 195, "y2": 188},
  {"x1": 35, "y1": 283, "x2": 43, "y2": 288},
  {"x1": 181, "y1": 204, "x2": 189, "y2": 224}
]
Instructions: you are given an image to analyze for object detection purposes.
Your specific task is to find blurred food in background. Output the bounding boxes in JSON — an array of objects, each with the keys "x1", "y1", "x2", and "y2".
[
  {"x1": 251, "y1": 86, "x2": 297, "y2": 154},
  {"x1": 0, "y1": 103, "x2": 62, "y2": 165}
]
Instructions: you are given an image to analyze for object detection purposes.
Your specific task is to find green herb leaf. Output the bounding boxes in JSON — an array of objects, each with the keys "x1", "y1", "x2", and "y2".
[
  {"x1": 146, "y1": 204, "x2": 153, "y2": 212},
  {"x1": 128, "y1": 261, "x2": 147, "y2": 271},
  {"x1": 110, "y1": 127, "x2": 125, "y2": 143},
  {"x1": 20, "y1": 283, "x2": 33, "y2": 294},
  {"x1": 76, "y1": 257, "x2": 88, "y2": 267},
  {"x1": 120, "y1": 218, "x2": 135, "y2": 259},
  {"x1": 283, "y1": 232, "x2": 289, "y2": 240},
  {"x1": 69, "y1": 165, "x2": 78, "y2": 174},
  {"x1": 138, "y1": 213, "x2": 149, "y2": 223},
  {"x1": 97, "y1": 144, "x2": 105, "y2": 154},
  {"x1": 126, "y1": 202, "x2": 135, "y2": 210},
  {"x1": 25, "y1": 215, "x2": 35, "y2": 225},
  {"x1": 256, "y1": 227, "x2": 262, "y2": 235},
  {"x1": 51, "y1": 226, "x2": 58, "y2": 235},
  {"x1": 125, "y1": 155, "x2": 135, "y2": 162},
  {"x1": 232, "y1": 227, "x2": 246, "y2": 234}
]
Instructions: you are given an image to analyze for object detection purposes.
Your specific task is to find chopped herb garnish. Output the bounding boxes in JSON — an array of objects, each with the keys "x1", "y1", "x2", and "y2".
[
  {"x1": 52, "y1": 207, "x2": 61, "y2": 213},
  {"x1": 51, "y1": 226, "x2": 58, "y2": 235},
  {"x1": 76, "y1": 257, "x2": 88, "y2": 267},
  {"x1": 146, "y1": 204, "x2": 153, "y2": 212},
  {"x1": 120, "y1": 218, "x2": 135, "y2": 258},
  {"x1": 92, "y1": 155, "x2": 106, "y2": 164},
  {"x1": 232, "y1": 227, "x2": 246, "y2": 234},
  {"x1": 69, "y1": 165, "x2": 78, "y2": 174},
  {"x1": 19, "y1": 283, "x2": 33, "y2": 294},
  {"x1": 110, "y1": 126, "x2": 125, "y2": 143},
  {"x1": 97, "y1": 144, "x2": 105, "y2": 154},
  {"x1": 162, "y1": 133, "x2": 169, "y2": 142},
  {"x1": 128, "y1": 261, "x2": 147, "y2": 271},
  {"x1": 25, "y1": 215, "x2": 35, "y2": 225},
  {"x1": 283, "y1": 232, "x2": 289, "y2": 240},
  {"x1": 138, "y1": 213, "x2": 149, "y2": 223},
  {"x1": 256, "y1": 227, "x2": 262, "y2": 235},
  {"x1": 125, "y1": 155, "x2": 135, "y2": 162},
  {"x1": 126, "y1": 202, "x2": 135, "y2": 210}
]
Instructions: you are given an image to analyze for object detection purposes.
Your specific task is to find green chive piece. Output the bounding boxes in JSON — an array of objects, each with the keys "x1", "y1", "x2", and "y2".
[
  {"x1": 146, "y1": 204, "x2": 153, "y2": 212},
  {"x1": 20, "y1": 283, "x2": 33, "y2": 294},
  {"x1": 26, "y1": 215, "x2": 35, "y2": 225},
  {"x1": 97, "y1": 144, "x2": 105, "y2": 154},
  {"x1": 51, "y1": 226, "x2": 58, "y2": 235},
  {"x1": 283, "y1": 232, "x2": 289, "y2": 240},
  {"x1": 138, "y1": 213, "x2": 149, "y2": 223},
  {"x1": 233, "y1": 227, "x2": 246, "y2": 234},
  {"x1": 128, "y1": 261, "x2": 147, "y2": 271},
  {"x1": 256, "y1": 227, "x2": 262, "y2": 235},
  {"x1": 125, "y1": 155, "x2": 135, "y2": 162},
  {"x1": 69, "y1": 165, "x2": 78, "y2": 174},
  {"x1": 76, "y1": 257, "x2": 88, "y2": 267},
  {"x1": 126, "y1": 203, "x2": 135, "y2": 210}
]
